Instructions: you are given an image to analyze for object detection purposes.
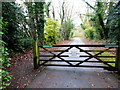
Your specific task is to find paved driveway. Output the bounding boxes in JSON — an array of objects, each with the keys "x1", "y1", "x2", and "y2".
[{"x1": 27, "y1": 37, "x2": 118, "y2": 88}]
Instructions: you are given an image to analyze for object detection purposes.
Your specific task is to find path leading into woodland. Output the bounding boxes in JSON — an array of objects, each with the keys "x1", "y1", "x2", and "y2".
[{"x1": 27, "y1": 37, "x2": 118, "y2": 88}]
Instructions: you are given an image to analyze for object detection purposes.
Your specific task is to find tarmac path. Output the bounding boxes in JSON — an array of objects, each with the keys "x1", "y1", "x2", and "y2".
[{"x1": 27, "y1": 37, "x2": 118, "y2": 88}]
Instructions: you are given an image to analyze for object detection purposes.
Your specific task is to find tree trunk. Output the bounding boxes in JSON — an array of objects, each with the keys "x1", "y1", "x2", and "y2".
[{"x1": 97, "y1": 2, "x2": 107, "y2": 40}]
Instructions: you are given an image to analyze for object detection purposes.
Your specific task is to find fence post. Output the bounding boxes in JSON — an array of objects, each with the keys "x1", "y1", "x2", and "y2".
[
  {"x1": 33, "y1": 39, "x2": 40, "y2": 69},
  {"x1": 115, "y1": 42, "x2": 120, "y2": 74},
  {"x1": 33, "y1": 29, "x2": 40, "y2": 69}
]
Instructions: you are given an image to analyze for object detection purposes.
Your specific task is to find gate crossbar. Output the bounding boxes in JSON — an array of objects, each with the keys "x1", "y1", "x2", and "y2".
[
  {"x1": 76, "y1": 47, "x2": 114, "y2": 68},
  {"x1": 39, "y1": 47, "x2": 73, "y2": 66}
]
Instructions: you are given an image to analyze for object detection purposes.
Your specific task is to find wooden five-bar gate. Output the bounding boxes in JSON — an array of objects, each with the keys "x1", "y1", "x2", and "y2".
[{"x1": 33, "y1": 42, "x2": 120, "y2": 74}]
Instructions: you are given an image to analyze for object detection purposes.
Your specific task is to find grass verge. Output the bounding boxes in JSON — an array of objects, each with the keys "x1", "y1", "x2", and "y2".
[{"x1": 95, "y1": 52, "x2": 116, "y2": 67}]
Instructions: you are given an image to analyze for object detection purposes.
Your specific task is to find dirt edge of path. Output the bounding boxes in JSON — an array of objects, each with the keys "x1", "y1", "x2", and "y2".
[{"x1": 7, "y1": 40, "x2": 73, "y2": 88}]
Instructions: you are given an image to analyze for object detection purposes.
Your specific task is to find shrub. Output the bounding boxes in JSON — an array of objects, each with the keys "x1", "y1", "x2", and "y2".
[
  {"x1": 19, "y1": 38, "x2": 33, "y2": 51},
  {"x1": 0, "y1": 32, "x2": 12, "y2": 89},
  {"x1": 83, "y1": 22, "x2": 95, "y2": 40},
  {"x1": 44, "y1": 18, "x2": 60, "y2": 45}
]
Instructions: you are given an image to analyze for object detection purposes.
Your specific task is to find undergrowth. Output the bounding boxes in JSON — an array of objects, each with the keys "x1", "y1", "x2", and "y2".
[{"x1": 95, "y1": 52, "x2": 116, "y2": 67}]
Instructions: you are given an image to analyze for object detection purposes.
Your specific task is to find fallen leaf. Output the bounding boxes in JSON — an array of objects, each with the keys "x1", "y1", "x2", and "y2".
[
  {"x1": 107, "y1": 85, "x2": 113, "y2": 88},
  {"x1": 102, "y1": 77, "x2": 105, "y2": 79},
  {"x1": 91, "y1": 84, "x2": 95, "y2": 87},
  {"x1": 97, "y1": 73, "x2": 100, "y2": 76},
  {"x1": 22, "y1": 84, "x2": 27, "y2": 88},
  {"x1": 108, "y1": 78, "x2": 111, "y2": 80},
  {"x1": 38, "y1": 81, "x2": 45, "y2": 85}
]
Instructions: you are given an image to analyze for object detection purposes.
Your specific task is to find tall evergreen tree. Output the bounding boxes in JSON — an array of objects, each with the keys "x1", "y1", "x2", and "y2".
[
  {"x1": 2, "y1": 2, "x2": 22, "y2": 51},
  {"x1": 26, "y1": 2, "x2": 45, "y2": 45}
]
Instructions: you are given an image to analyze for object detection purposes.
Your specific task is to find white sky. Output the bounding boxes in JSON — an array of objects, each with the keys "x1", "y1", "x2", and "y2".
[
  {"x1": 16, "y1": 0, "x2": 95, "y2": 26},
  {"x1": 48, "y1": 0, "x2": 95, "y2": 26}
]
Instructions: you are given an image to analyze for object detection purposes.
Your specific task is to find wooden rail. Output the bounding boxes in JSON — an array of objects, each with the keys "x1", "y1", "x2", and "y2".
[
  {"x1": 39, "y1": 60, "x2": 115, "y2": 63},
  {"x1": 39, "y1": 44, "x2": 118, "y2": 48},
  {"x1": 40, "y1": 50, "x2": 116, "y2": 52},
  {"x1": 40, "y1": 55, "x2": 115, "y2": 58}
]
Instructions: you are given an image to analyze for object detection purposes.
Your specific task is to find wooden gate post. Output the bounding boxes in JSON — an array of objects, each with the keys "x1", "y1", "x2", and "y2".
[
  {"x1": 33, "y1": 29, "x2": 40, "y2": 69},
  {"x1": 115, "y1": 42, "x2": 120, "y2": 74},
  {"x1": 33, "y1": 39, "x2": 40, "y2": 69}
]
